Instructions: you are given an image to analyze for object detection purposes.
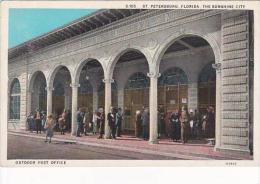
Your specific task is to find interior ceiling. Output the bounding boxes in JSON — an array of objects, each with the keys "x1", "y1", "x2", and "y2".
[{"x1": 117, "y1": 36, "x2": 210, "y2": 64}]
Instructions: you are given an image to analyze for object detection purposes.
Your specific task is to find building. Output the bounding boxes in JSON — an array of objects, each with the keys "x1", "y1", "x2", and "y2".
[{"x1": 8, "y1": 9, "x2": 254, "y2": 155}]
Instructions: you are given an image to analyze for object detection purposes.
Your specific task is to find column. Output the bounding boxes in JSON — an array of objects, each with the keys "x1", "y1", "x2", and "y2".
[
  {"x1": 27, "y1": 90, "x2": 32, "y2": 116},
  {"x1": 148, "y1": 72, "x2": 160, "y2": 144},
  {"x1": 213, "y1": 63, "x2": 222, "y2": 150},
  {"x1": 71, "y1": 83, "x2": 80, "y2": 136},
  {"x1": 93, "y1": 89, "x2": 98, "y2": 112},
  {"x1": 46, "y1": 86, "x2": 53, "y2": 117},
  {"x1": 64, "y1": 87, "x2": 70, "y2": 110},
  {"x1": 103, "y1": 78, "x2": 113, "y2": 139}
]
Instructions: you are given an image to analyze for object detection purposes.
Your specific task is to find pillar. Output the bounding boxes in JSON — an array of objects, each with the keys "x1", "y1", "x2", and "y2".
[
  {"x1": 46, "y1": 86, "x2": 53, "y2": 117},
  {"x1": 64, "y1": 87, "x2": 70, "y2": 110},
  {"x1": 213, "y1": 63, "x2": 222, "y2": 150},
  {"x1": 71, "y1": 83, "x2": 80, "y2": 136},
  {"x1": 148, "y1": 72, "x2": 160, "y2": 144},
  {"x1": 103, "y1": 78, "x2": 113, "y2": 139},
  {"x1": 27, "y1": 90, "x2": 32, "y2": 115},
  {"x1": 93, "y1": 89, "x2": 98, "y2": 112},
  {"x1": 218, "y1": 11, "x2": 250, "y2": 154}
]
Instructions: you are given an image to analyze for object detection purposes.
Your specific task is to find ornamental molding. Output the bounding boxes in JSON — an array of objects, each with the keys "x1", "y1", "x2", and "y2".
[
  {"x1": 147, "y1": 72, "x2": 161, "y2": 78},
  {"x1": 70, "y1": 83, "x2": 80, "y2": 88},
  {"x1": 212, "y1": 63, "x2": 221, "y2": 73},
  {"x1": 45, "y1": 86, "x2": 54, "y2": 91},
  {"x1": 15, "y1": 10, "x2": 223, "y2": 66},
  {"x1": 102, "y1": 78, "x2": 115, "y2": 83}
]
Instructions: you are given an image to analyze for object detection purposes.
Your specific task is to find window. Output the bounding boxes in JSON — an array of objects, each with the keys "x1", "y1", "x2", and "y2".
[
  {"x1": 159, "y1": 67, "x2": 188, "y2": 86},
  {"x1": 10, "y1": 78, "x2": 21, "y2": 120},
  {"x1": 125, "y1": 72, "x2": 149, "y2": 89}
]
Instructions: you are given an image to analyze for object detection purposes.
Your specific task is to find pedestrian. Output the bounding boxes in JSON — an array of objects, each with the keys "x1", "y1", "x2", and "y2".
[
  {"x1": 202, "y1": 115, "x2": 208, "y2": 138},
  {"x1": 83, "y1": 109, "x2": 90, "y2": 135},
  {"x1": 98, "y1": 108, "x2": 105, "y2": 139},
  {"x1": 170, "y1": 110, "x2": 180, "y2": 142},
  {"x1": 189, "y1": 109, "x2": 195, "y2": 139},
  {"x1": 34, "y1": 110, "x2": 42, "y2": 134},
  {"x1": 65, "y1": 110, "x2": 71, "y2": 132},
  {"x1": 44, "y1": 114, "x2": 56, "y2": 143},
  {"x1": 194, "y1": 109, "x2": 201, "y2": 139},
  {"x1": 157, "y1": 110, "x2": 161, "y2": 139},
  {"x1": 41, "y1": 112, "x2": 47, "y2": 133},
  {"x1": 92, "y1": 110, "x2": 99, "y2": 135},
  {"x1": 135, "y1": 110, "x2": 142, "y2": 137},
  {"x1": 107, "y1": 107, "x2": 116, "y2": 139},
  {"x1": 58, "y1": 115, "x2": 66, "y2": 135},
  {"x1": 179, "y1": 106, "x2": 189, "y2": 144},
  {"x1": 141, "y1": 108, "x2": 149, "y2": 140},
  {"x1": 208, "y1": 106, "x2": 215, "y2": 138},
  {"x1": 116, "y1": 108, "x2": 123, "y2": 137},
  {"x1": 27, "y1": 112, "x2": 34, "y2": 132},
  {"x1": 76, "y1": 108, "x2": 83, "y2": 137}
]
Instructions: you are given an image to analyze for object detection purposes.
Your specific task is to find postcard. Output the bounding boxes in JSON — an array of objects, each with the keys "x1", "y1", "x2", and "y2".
[{"x1": 0, "y1": 0, "x2": 259, "y2": 167}]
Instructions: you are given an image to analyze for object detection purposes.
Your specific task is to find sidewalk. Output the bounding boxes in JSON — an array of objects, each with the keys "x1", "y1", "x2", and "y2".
[{"x1": 8, "y1": 130, "x2": 252, "y2": 160}]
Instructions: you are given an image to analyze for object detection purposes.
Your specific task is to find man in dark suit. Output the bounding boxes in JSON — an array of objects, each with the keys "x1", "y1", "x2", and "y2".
[
  {"x1": 107, "y1": 107, "x2": 116, "y2": 139},
  {"x1": 115, "y1": 108, "x2": 123, "y2": 137}
]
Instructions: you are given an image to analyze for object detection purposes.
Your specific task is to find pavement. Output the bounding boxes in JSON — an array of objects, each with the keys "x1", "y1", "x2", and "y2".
[{"x1": 8, "y1": 130, "x2": 252, "y2": 160}]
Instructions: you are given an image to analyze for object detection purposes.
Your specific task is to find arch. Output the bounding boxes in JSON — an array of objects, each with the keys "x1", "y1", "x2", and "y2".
[
  {"x1": 159, "y1": 67, "x2": 188, "y2": 86},
  {"x1": 73, "y1": 58, "x2": 104, "y2": 85},
  {"x1": 47, "y1": 65, "x2": 72, "y2": 88},
  {"x1": 9, "y1": 78, "x2": 21, "y2": 120},
  {"x1": 154, "y1": 32, "x2": 221, "y2": 73},
  {"x1": 28, "y1": 71, "x2": 47, "y2": 92},
  {"x1": 125, "y1": 72, "x2": 150, "y2": 89},
  {"x1": 107, "y1": 47, "x2": 151, "y2": 80}
]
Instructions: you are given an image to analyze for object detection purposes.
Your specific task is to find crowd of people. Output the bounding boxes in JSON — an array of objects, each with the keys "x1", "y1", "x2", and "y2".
[
  {"x1": 26, "y1": 105, "x2": 215, "y2": 144},
  {"x1": 75, "y1": 107, "x2": 123, "y2": 139},
  {"x1": 159, "y1": 106, "x2": 216, "y2": 143}
]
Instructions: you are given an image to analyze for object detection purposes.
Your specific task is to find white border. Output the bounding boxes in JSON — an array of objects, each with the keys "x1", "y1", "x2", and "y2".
[{"x1": 1, "y1": 1, "x2": 260, "y2": 167}]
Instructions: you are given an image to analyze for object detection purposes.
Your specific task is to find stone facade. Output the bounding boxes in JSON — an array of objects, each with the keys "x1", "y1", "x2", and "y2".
[{"x1": 8, "y1": 9, "x2": 253, "y2": 154}]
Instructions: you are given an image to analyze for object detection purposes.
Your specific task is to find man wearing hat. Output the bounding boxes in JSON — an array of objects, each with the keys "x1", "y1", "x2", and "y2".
[{"x1": 179, "y1": 106, "x2": 189, "y2": 143}]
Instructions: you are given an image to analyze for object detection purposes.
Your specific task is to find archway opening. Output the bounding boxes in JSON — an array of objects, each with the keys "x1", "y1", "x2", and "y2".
[
  {"x1": 78, "y1": 59, "x2": 104, "y2": 119},
  {"x1": 30, "y1": 71, "x2": 47, "y2": 113},
  {"x1": 52, "y1": 66, "x2": 72, "y2": 130},
  {"x1": 124, "y1": 72, "x2": 149, "y2": 134},
  {"x1": 9, "y1": 78, "x2": 21, "y2": 120},
  {"x1": 111, "y1": 49, "x2": 149, "y2": 136},
  {"x1": 158, "y1": 67, "x2": 188, "y2": 137},
  {"x1": 158, "y1": 35, "x2": 216, "y2": 141}
]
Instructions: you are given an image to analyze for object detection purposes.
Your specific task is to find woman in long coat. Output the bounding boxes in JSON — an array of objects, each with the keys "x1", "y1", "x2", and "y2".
[
  {"x1": 45, "y1": 114, "x2": 56, "y2": 143},
  {"x1": 170, "y1": 110, "x2": 180, "y2": 141}
]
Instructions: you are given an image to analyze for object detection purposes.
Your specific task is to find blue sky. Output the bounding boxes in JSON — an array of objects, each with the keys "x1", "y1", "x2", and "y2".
[{"x1": 9, "y1": 9, "x2": 97, "y2": 48}]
